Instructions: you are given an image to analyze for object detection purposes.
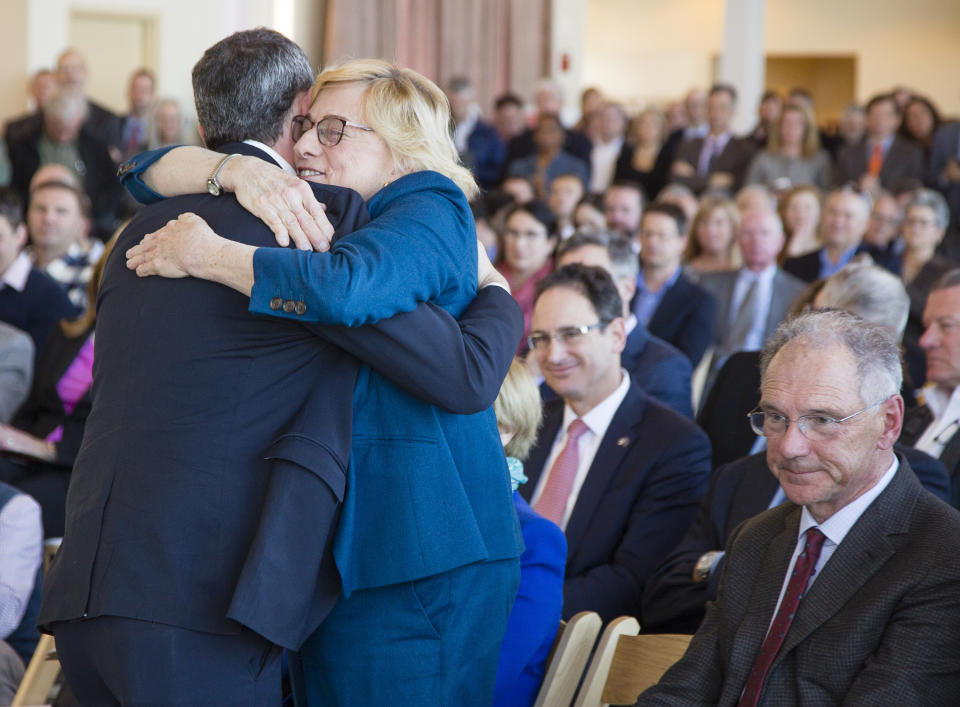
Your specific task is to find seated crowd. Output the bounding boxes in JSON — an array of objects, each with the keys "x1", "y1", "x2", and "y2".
[{"x1": 2, "y1": 43, "x2": 960, "y2": 705}]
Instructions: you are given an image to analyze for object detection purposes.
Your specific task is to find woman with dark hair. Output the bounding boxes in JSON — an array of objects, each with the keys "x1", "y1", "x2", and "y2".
[
  {"x1": 0, "y1": 235, "x2": 116, "y2": 538},
  {"x1": 496, "y1": 201, "x2": 558, "y2": 349},
  {"x1": 506, "y1": 113, "x2": 590, "y2": 200},
  {"x1": 614, "y1": 107, "x2": 670, "y2": 199},
  {"x1": 899, "y1": 95, "x2": 941, "y2": 159}
]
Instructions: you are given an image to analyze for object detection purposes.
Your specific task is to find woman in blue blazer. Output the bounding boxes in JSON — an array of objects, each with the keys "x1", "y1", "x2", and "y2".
[{"x1": 124, "y1": 60, "x2": 523, "y2": 706}]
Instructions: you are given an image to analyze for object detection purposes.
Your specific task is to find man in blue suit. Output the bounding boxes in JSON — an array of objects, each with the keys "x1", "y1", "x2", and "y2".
[
  {"x1": 39, "y1": 29, "x2": 523, "y2": 705},
  {"x1": 522, "y1": 263, "x2": 711, "y2": 623},
  {"x1": 555, "y1": 230, "x2": 693, "y2": 417}
]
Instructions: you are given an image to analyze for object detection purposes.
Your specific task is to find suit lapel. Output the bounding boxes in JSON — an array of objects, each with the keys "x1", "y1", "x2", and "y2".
[
  {"x1": 563, "y1": 384, "x2": 647, "y2": 555},
  {"x1": 520, "y1": 400, "x2": 564, "y2": 503}
]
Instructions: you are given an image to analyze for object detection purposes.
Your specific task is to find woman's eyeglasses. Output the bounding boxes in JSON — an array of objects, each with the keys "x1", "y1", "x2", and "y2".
[{"x1": 291, "y1": 115, "x2": 373, "y2": 146}]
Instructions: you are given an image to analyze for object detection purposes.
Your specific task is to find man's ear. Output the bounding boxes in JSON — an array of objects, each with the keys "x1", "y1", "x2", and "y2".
[
  {"x1": 877, "y1": 394, "x2": 905, "y2": 450},
  {"x1": 608, "y1": 316, "x2": 627, "y2": 354}
]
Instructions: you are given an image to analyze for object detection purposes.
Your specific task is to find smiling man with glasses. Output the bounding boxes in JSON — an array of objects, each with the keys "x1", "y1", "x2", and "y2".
[
  {"x1": 638, "y1": 309, "x2": 960, "y2": 706},
  {"x1": 520, "y1": 262, "x2": 710, "y2": 623}
]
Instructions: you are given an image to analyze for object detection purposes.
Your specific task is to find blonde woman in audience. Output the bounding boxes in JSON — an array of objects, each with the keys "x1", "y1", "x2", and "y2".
[
  {"x1": 683, "y1": 195, "x2": 740, "y2": 277},
  {"x1": 745, "y1": 101, "x2": 832, "y2": 192},
  {"x1": 493, "y1": 358, "x2": 565, "y2": 707},
  {"x1": 779, "y1": 183, "x2": 822, "y2": 258}
]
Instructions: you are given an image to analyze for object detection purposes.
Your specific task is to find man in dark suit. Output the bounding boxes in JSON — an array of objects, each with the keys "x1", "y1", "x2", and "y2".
[
  {"x1": 522, "y1": 263, "x2": 710, "y2": 623},
  {"x1": 446, "y1": 76, "x2": 505, "y2": 191},
  {"x1": 555, "y1": 230, "x2": 693, "y2": 417},
  {"x1": 835, "y1": 93, "x2": 925, "y2": 195},
  {"x1": 783, "y1": 186, "x2": 871, "y2": 283},
  {"x1": 669, "y1": 84, "x2": 757, "y2": 195},
  {"x1": 2, "y1": 69, "x2": 57, "y2": 144},
  {"x1": 637, "y1": 310, "x2": 960, "y2": 705},
  {"x1": 928, "y1": 120, "x2": 960, "y2": 250},
  {"x1": 38, "y1": 29, "x2": 522, "y2": 705},
  {"x1": 53, "y1": 48, "x2": 122, "y2": 153},
  {"x1": 634, "y1": 202, "x2": 716, "y2": 366}
]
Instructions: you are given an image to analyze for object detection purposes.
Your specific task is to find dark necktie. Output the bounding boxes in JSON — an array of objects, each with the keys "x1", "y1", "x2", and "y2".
[{"x1": 738, "y1": 527, "x2": 827, "y2": 707}]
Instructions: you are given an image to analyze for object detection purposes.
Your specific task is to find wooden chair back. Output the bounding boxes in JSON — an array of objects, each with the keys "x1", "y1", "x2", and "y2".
[
  {"x1": 11, "y1": 633, "x2": 60, "y2": 706},
  {"x1": 533, "y1": 611, "x2": 602, "y2": 707},
  {"x1": 572, "y1": 615, "x2": 640, "y2": 707}
]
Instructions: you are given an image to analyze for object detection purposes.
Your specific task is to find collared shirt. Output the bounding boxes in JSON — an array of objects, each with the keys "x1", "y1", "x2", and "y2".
[
  {"x1": 914, "y1": 384, "x2": 960, "y2": 458},
  {"x1": 0, "y1": 253, "x2": 32, "y2": 293},
  {"x1": 697, "y1": 131, "x2": 732, "y2": 175},
  {"x1": 624, "y1": 313, "x2": 638, "y2": 337},
  {"x1": 531, "y1": 371, "x2": 631, "y2": 530},
  {"x1": 633, "y1": 266, "x2": 681, "y2": 327},
  {"x1": 590, "y1": 137, "x2": 624, "y2": 193},
  {"x1": 768, "y1": 455, "x2": 899, "y2": 630},
  {"x1": 453, "y1": 105, "x2": 482, "y2": 154},
  {"x1": 867, "y1": 135, "x2": 895, "y2": 160},
  {"x1": 817, "y1": 243, "x2": 861, "y2": 279},
  {"x1": 729, "y1": 264, "x2": 777, "y2": 352},
  {"x1": 243, "y1": 139, "x2": 294, "y2": 174},
  {"x1": 28, "y1": 240, "x2": 105, "y2": 309},
  {"x1": 0, "y1": 493, "x2": 43, "y2": 638},
  {"x1": 684, "y1": 123, "x2": 708, "y2": 141}
]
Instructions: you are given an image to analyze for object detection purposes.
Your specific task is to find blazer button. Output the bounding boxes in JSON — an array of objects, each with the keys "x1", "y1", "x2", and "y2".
[
  {"x1": 269, "y1": 297, "x2": 283, "y2": 311},
  {"x1": 295, "y1": 301, "x2": 307, "y2": 315},
  {"x1": 282, "y1": 300, "x2": 296, "y2": 313}
]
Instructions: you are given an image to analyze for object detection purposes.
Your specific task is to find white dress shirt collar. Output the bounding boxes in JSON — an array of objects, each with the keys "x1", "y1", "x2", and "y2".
[
  {"x1": 1, "y1": 252, "x2": 32, "y2": 292},
  {"x1": 243, "y1": 139, "x2": 295, "y2": 174}
]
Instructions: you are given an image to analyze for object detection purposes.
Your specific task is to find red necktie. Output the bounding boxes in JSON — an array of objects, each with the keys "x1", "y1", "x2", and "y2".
[
  {"x1": 738, "y1": 527, "x2": 827, "y2": 707},
  {"x1": 534, "y1": 418, "x2": 590, "y2": 526},
  {"x1": 867, "y1": 142, "x2": 884, "y2": 176}
]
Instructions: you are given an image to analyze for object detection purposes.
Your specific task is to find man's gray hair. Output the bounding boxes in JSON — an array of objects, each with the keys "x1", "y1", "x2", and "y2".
[
  {"x1": 761, "y1": 310, "x2": 902, "y2": 405},
  {"x1": 45, "y1": 87, "x2": 88, "y2": 123},
  {"x1": 817, "y1": 257, "x2": 909, "y2": 339},
  {"x1": 906, "y1": 188, "x2": 950, "y2": 231},
  {"x1": 191, "y1": 28, "x2": 313, "y2": 149},
  {"x1": 556, "y1": 228, "x2": 638, "y2": 280}
]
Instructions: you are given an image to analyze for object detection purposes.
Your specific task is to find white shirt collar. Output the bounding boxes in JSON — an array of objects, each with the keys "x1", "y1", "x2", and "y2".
[
  {"x1": 797, "y1": 455, "x2": 899, "y2": 547},
  {"x1": 1, "y1": 252, "x2": 32, "y2": 292},
  {"x1": 243, "y1": 139, "x2": 295, "y2": 174},
  {"x1": 560, "y1": 370, "x2": 631, "y2": 442},
  {"x1": 624, "y1": 314, "x2": 638, "y2": 336}
]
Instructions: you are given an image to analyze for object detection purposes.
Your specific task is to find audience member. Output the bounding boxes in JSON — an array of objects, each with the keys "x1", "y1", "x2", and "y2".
[
  {"x1": 928, "y1": 118, "x2": 960, "y2": 239},
  {"x1": 575, "y1": 86, "x2": 604, "y2": 133},
  {"x1": 0, "y1": 188, "x2": 76, "y2": 357},
  {"x1": 655, "y1": 182, "x2": 699, "y2": 228},
  {"x1": 447, "y1": 76, "x2": 506, "y2": 190},
  {"x1": 3, "y1": 69, "x2": 57, "y2": 143},
  {"x1": 735, "y1": 184, "x2": 777, "y2": 215},
  {"x1": 503, "y1": 86, "x2": 591, "y2": 171},
  {"x1": 783, "y1": 185, "x2": 871, "y2": 282},
  {"x1": 681, "y1": 88, "x2": 708, "y2": 140},
  {"x1": 670, "y1": 84, "x2": 757, "y2": 195},
  {"x1": 862, "y1": 190, "x2": 904, "y2": 267},
  {"x1": 495, "y1": 202, "x2": 558, "y2": 348},
  {"x1": 745, "y1": 101, "x2": 832, "y2": 192},
  {"x1": 502, "y1": 175, "x2": 536, "y2": 205},
  {"x1": 151, "y1": 98, "x2": 187, "y2": 148},
  {"x1": 835, "y1": 92, "x2": 925, "y2": 196},
  {"x1": 779, "y1": 184, "x2": 821, "y2": 258},
  {"x1": 6, "y1": 86, "x2": 124, "y2": 238},
  {"x1": 573, "y1": 194, "x2": 606, "y2": 231},
  {"x1": 898, "y1": 94, "x2": 941, "y2": 159},
  {"x1": 522, "y1": 263, "x2": 710, "y2": 622},
  {"x1": 26, "y1": 181, "x2": 105, "y2": 308},
  {"x1": 635, "y1": 203, "x2": 716, "y2": 365},
  {"x1": 493, "y1": 93, "x2": 528, "y2": 144},
  {"x1": 614, "y1": 107, "x2": 670, "y2": 200},
  {"x1": 684, "y1": 195, "x2": 740, "y2": 277},
  {"x1": 492, "y1": 358, "x2": 565, "y2": 707},
  {"x1": 118, "y1": 68, "x2": 155, "y2": 160},
  {"x1": 748, "y1": 90, "x2": 782, "y2": 147},
  {"x1": 902, "y1": 269, "x2": 960, "y2": 507},
  {"x1": 547, "y1": 172, "x2": 585, "y2": 240},
  {"x1": 603, "y1": 181, "x2": 644, "y2": 243},
  {"x1": 0, "y1": 323, "x2": 32, "y2": 424},
  {"x1": 54, "y1": 48, "x2": 122, "y2": 152},
  {"x1": 587, "y1": 102, "x2": 627, "y2": 193},
  {"x1": 506, "y1": 113, "x2": 590, "y2": 200},
  {"x1": 823, "y1": 102, "x2": 866, "y2": 159},
  {"x1": 639, "y1": 310, "x2": 960, "y2": 705},
  {"x1": 556, "y1": 230, "x2": 693, "y2": 417},
  {"x1": 699, "y1": 209, "x2": 805, "y2": 390}
]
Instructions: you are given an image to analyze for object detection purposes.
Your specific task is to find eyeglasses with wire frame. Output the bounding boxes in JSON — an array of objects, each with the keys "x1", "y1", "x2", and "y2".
[
  {"x1": 291, "y1": 115, "x2": 374, "y2": 146},
  {"x1": 747, "y1": 398, "x2": 889, "y2": 442},
  {"x1": 527, "y1": 322, "x2": 608, "y2": 351}
]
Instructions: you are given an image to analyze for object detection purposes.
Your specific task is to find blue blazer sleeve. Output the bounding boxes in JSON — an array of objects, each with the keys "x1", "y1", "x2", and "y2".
[
  {"x1": 117, "y1": 145, "x2": 180, "y2": 204},
  {"x1": 249, "y1": 171, "x2": 477, "y2": 326},
  {"x1": 494, "y1": 494, "x2": 566, "y2": 707}
]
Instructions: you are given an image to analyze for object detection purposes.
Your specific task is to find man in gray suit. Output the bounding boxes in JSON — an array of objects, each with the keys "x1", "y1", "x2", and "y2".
[
  {"x1": 637, "y1": 310, "x2": 960, "y2": 706},
  {"x1": 698, "y1": 208, "x2": 805, "y2": 397}
]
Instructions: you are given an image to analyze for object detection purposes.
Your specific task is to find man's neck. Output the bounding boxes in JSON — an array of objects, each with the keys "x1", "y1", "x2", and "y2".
[
  {"x1": 643, "y1": 263, "x2": 679, "y2": 292},
  {"x1": 567, "y1": 370, "x2": 624, "y2": 417},
  {"x1": 33, "y1": 244, "x2": 71, "y2": 268}
]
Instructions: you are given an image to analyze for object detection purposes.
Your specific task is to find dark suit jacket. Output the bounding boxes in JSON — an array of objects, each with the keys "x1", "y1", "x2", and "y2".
[
  {"x1": 521, "y1": 380, "x2": 711, "y2": 623},
  {"x1": 503, "y1": 127, "x2": 592, "y2": 177},
  {"x1": 38, "y1": 144, "x2": 522, "y2": 650},
  {"x1": 645, "y1": 271, "x2": 717, "y2": 367},
  {"x1": 835, "y1": 136, "x2": 926, "y2": 192},
  {"x1": 0, "y1": 267, "x2": 77, "y2": 359},
  {"x1": 641, "y1": 448, "x2": 951, "y2": 634},
  {"x1": 901, "y1": 404, "x2": 960, "y2": 510},
  {"x1": 782, "y1": 243, "x2": 870, "y2": 284},
  {"x1": 671, "y1": 135, "x2": 757, "y2": 194},
  {"x1": 639, "y1": 457, "x2": 960, "y2": 706},
  {"x1": 463, "y1": 119, "x2": 506, "y2": 190},
  {"x1": 928, "y1": 122, "x2": 960, "y2": 240},
  {"x1": 6, "y1": 121, "x2": 123, "y2": 238},
  {"x1": 541, "y1": 324, "x2": 693, "y2": 418}
]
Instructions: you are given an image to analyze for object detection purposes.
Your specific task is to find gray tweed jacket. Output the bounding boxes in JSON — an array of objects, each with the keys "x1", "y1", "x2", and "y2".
[{"x1": 636, "y1": 456, "x2": 960, "y2": 706}]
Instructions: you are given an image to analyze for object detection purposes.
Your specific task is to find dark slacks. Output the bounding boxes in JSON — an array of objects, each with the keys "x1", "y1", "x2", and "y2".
[{"x1": 51, "y1": 616, "x2": 280, "y2": 706}]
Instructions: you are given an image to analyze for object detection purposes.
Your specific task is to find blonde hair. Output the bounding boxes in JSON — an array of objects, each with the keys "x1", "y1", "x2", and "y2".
[
  {"x1": 684, "y1": 195, "x2": 740, "y2": 261},
  {"x1": 494, "y1": 359, "x2": 544, "y2": 461},
  {"x1": 767, "y1": 101, "x2": 821, "y2": 159},
  {"x1": 311, "y1": 59, "x2": 478, "y2": 199}
]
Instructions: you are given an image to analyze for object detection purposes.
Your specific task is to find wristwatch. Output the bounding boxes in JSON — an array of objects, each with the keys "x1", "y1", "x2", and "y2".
[
  {"x1": 206, "y1": 153, "x2": 240, "y2": 196},
  {"x1": 692, "y1": 551, "x2": 723, "y2": 583}
]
